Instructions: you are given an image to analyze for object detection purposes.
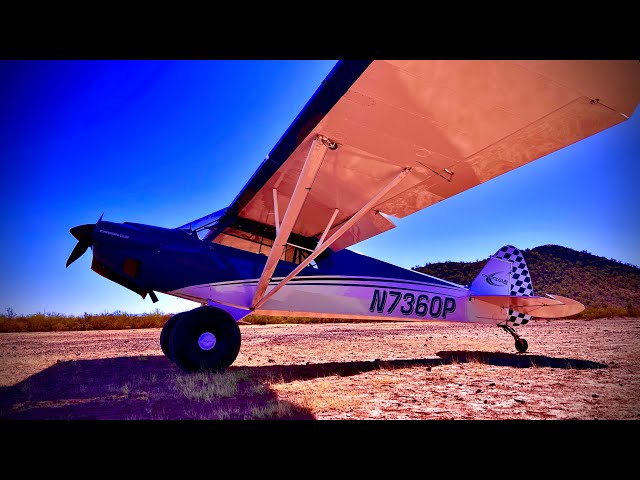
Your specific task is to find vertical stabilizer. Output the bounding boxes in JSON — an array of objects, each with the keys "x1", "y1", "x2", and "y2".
[{"x1": 469, "y1": 257, "x2": 511, "y2": 296}]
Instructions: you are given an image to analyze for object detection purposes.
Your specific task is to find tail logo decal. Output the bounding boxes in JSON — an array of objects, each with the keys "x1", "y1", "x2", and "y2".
[{"x1": 482, "y1": 271, "x2": 508, "y2": 287}]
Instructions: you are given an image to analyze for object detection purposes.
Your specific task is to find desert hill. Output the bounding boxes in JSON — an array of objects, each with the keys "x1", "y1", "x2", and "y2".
[{"x1": 413, "y1": 245, "x2": 640, "y2": 318}]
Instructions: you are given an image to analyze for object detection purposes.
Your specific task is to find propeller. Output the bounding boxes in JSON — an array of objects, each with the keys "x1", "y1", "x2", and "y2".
[{"x1": 66, "y1": 223, "x2": 97, "y2": 267}]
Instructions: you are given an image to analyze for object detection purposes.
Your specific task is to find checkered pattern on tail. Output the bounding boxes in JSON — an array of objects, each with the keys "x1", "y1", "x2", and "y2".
[{"x1": 494, "y1": 245, "x2": 534, "y2": 326}]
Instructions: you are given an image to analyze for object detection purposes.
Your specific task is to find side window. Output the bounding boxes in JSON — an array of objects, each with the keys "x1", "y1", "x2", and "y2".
[{"x1": 207, "y1": 217, "x2": 322, "y2": 267}]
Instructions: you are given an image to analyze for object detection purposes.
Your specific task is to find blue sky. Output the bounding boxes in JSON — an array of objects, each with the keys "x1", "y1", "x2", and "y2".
[{"x1": 1, "y1": 60, "x2": 638, "y2": 316}]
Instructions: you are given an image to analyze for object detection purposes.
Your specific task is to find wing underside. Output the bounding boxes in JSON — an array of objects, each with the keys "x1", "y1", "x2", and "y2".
[{"x1": 184, "y1": 60, "x2": 640, "y2": 254}]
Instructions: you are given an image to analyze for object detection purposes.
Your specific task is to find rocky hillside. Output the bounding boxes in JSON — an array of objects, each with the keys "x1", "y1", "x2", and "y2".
[{"x1": 413, "y1": 245, "x2": 640, "y2": 318}]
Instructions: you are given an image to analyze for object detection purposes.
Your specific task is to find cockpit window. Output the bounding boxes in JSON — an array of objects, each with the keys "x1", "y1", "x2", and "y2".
[{"x1": 187, "y1": 213, "x2": 328, "y2": 266}]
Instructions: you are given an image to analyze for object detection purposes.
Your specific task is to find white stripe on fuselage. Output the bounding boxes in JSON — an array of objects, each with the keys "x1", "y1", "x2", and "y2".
[
  {"x1": 167, "y1": 275, "x2": 488, "y2": 323},
  {"x1": 208, "y1": 274, "x2": 465, "y2": 289}
]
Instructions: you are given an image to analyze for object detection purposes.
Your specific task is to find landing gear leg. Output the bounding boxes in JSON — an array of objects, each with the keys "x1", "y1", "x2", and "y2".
[{"x1": 498, "y1": 322, "x2": 528, "y2": 353}]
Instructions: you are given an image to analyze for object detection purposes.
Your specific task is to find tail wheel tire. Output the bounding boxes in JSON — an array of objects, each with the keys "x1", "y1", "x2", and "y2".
[
  {"x1": 160, "y1": 312, "x2": 187, "y2": 361},
  {"x1": 168, "y1": 306, "x2": 241, "y2": 372},
  {"x1": 515, "y1": 337, "x2": 528, "y2": 353}
]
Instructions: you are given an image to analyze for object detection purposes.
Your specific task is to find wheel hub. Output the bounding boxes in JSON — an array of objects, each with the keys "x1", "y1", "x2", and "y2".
[{"x1": 197, "y1": 332, "x2": 217, "y2": 351}]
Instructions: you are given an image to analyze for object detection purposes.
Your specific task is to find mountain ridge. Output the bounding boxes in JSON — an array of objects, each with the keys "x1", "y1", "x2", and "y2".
[{"x1": 412, "y1": 244, "x2": 640, "y2": 319}]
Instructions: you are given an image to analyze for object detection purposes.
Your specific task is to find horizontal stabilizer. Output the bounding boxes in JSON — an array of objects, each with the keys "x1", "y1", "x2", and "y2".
[{"x1": 471, "y1": 293, "x2": 585, "y2": 318}]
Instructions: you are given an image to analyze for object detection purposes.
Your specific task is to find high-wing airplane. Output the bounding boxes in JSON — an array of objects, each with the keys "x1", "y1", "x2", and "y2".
[{"x1": 66, "y1": 60, "x2": 640, "y2": 372}]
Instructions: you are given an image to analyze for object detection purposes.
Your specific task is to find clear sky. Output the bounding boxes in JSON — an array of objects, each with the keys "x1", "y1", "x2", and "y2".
[{"x1": 1, "y1": 60, "x2": 639, "y2": 316}]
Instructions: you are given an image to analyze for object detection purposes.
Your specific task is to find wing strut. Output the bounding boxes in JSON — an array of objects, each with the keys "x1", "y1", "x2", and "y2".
[
  {"x1": 272, "y1": 188, "x2": 280, "y2": 233},
  {"x1": 317, "y1": 208, "x2": 339, "y2": 246},
  {"x1": 250, "y1": 135, "x2": 330, "y2": 308},
  {"x1": 253, "y1": 166, "x2": 411, "y2": 310}
]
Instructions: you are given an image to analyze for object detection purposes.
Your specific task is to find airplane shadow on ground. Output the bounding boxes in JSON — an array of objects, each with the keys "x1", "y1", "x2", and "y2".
[
  {"x1": 0, "y1": 351, "x2": 606, "y2": 420},
  {"x1": 434, "y1": 351, "x2": 608, "y2": 370}
]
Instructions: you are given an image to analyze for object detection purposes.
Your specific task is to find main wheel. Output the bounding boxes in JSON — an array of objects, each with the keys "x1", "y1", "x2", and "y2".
[
  {"x1": 515, "y1": 337, "x2": 528, "y2": 353},
  {"x1": 160, "y1": 312, "x2": 187, "y2": 360},
  {"x1": 168, "y1": 306, "x2": 241, "y2": 372}
]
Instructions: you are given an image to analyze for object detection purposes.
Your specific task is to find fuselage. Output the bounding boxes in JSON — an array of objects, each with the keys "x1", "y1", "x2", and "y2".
[{"x1": 89, "y1": 220, "x2": 502, "y2": 324}]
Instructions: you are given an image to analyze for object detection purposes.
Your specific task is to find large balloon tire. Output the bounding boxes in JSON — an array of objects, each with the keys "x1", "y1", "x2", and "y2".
[
  {"x1": 168, "y1": 306, "x2": 241, "y2": 372},
  {"x1": 160, "y1": 312, "x2": 187, "y2": 361}
]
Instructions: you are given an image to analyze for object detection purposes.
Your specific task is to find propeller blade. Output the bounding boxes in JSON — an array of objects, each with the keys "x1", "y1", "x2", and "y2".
[
  {"x1": 66, "y1": 223, "x2": 96, "y2": 267},
  {"x1": 66, "y1": 241, "x2": 90, "y2": 267}
]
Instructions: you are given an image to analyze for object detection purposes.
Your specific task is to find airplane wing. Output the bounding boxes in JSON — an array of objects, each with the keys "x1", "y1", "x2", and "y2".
[{"x1": 182, "y1": 60, "x2": 640, "y2": 253}]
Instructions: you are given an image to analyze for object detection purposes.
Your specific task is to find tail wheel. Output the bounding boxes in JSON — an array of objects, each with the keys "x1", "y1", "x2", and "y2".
[
  {"x1": 160, "y1": 312, "x2": 187, "y2": 361},
  {"x1": 515, "y1": 337, "x2": 528, "y2": 353},
  {"x1": 168, "y1": 306, "x2": 241, "y2": 372},
  {"x1": 500, "y1": 322, "x2": 529, "y2": 353}
]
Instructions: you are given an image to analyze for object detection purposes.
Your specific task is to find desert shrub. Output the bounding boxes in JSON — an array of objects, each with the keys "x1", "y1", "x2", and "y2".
[{"x1": 0, "y1": 310, "x2": 171, "y2": 333}]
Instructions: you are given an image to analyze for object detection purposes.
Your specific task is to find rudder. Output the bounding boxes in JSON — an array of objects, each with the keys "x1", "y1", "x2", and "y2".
[{"x1": 493, "y1": 245, "x2": 534, "y2": 326}]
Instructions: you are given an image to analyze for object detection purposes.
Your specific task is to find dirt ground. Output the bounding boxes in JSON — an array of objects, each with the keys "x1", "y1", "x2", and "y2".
[{"x1": 0, "y1": 317, "x2": 639, "y2": 420}]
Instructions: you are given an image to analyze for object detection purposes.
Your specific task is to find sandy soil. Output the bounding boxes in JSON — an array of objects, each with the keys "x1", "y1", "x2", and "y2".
[{"x1": 1, "y1": 317, "x2": 639, "y2": 420}]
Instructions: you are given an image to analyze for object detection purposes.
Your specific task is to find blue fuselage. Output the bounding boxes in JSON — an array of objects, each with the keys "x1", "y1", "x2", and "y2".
[{"x1": 91, "y1": 220, "x2": 461, "y2": 302}]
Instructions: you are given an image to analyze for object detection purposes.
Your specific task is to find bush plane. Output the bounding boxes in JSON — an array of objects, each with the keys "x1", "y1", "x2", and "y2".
[{"x1": 66, "y1": 60, "x2": 640, "y2": 371}]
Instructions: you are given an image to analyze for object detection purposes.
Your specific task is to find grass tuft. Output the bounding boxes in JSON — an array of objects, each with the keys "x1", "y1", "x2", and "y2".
[
  {"x1": 250, "y1": 401, "x2": 296, "y2": 419},
  {"x1": 174, "y1": 369, "x2": 249, "y2": 402}
]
